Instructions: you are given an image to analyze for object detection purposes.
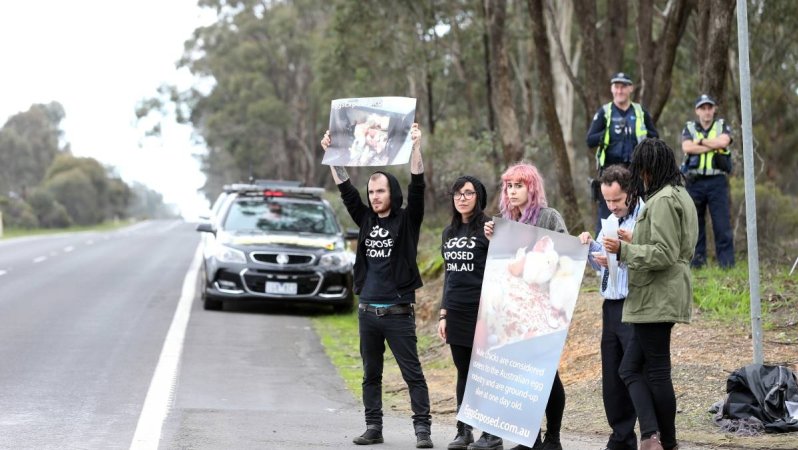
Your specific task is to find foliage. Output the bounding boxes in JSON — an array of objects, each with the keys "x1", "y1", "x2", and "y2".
[
  {"x1": 0, "y1": 102, "x2": 65, "y2": 197},
  {"x1": 126, "y1": 181, "x2": 180, "y2": 219},
  {"x1": 729, "y1": 177, "x2": 798, "y2": 260},
  {"x1": 27, "y1": 188, "x2": 72, "y2": 228},
  {"x1": 0, "y1": 195, "x2": 38, "y2": 229}
]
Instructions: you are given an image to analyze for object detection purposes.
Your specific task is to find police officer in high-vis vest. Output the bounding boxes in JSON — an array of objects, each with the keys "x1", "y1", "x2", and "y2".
[
  {"x1": 586, "y1": 72, "x2": 659, "y2": 234},
  {"x1": 681, "y1": 94, "x2": 735, "y2": 269}
]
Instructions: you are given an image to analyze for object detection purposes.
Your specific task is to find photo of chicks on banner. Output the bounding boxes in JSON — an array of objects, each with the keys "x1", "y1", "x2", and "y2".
[
  {"x1": 322, "y1": 97, "x2": 416, "y2": 167},
  {"x1": 473, "y1": 218, "x2": 587, "y2": 353}
]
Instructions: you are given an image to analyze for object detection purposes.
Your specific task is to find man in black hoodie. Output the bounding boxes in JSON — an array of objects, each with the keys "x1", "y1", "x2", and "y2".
[{"x1": 321, "y1": 123, "x2": 432, "y2": 449}]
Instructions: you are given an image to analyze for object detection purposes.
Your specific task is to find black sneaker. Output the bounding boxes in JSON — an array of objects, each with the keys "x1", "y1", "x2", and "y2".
[
  {"x1": 416, "y1": 432, "x2": 434, "y2": 448},
  {"x1": 468, "y1": 432, "x2": 503, "y2": 450},
  {"x1": 353, "y1": 428, "x2": 384, "y2": 445}
]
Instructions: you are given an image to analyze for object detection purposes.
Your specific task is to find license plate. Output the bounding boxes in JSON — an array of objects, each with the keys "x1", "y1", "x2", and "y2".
[{"x1": 265, "y1": 281, "x2": 298, "y2": 295}]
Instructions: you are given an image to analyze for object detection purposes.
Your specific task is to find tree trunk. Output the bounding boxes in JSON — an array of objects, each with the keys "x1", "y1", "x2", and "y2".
[
  {"x1": 479, "y1": 0, "x2": 501, "y2": 171},
  {"x1": 605, "y1": 0, "x2": 628, "y2": 75},
  {"x1": 545, "y1": 0, "x2": 576, "y2": 171},
  {"x1": 638, "y1": 0, "x2": 694, "y2": 122},
  {"x1": 484, "y1": 0, "x2": 523, "y2": 165},
  {"x1": 527, "y1": 0, "x2": 583, "y2": 231},
  {"x1": 449, "y1": 18, "x2": 480, "y2": 128},
  {"x1": 699, "y1": 0, "x2": 736, "y2": 104},
  {"x1": 573, "y1": 0, "x2": 605, "y2": 129}
]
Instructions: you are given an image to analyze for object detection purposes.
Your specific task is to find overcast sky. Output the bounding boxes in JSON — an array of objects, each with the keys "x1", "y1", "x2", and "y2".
[{"x1": 0, "y1": 0, "x2": 215, "y2": 220}]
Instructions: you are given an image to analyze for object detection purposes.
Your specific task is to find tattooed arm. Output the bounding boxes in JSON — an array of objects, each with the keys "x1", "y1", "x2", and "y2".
[
  {"x1": 321, "y1": 129, "x2": 350, "y2": 184},
  {"x1": 409, "y1": 123, "x2": 424, "y2": 175}
]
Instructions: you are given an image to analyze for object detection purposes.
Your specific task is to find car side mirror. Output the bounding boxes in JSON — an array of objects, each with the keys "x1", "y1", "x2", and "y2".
[
  {"x1": 196, "y1": 222, "x2": 216, "y2": 235},
  {"x1": 345, "y1": 228, "x2": 359, "y2": 240}
]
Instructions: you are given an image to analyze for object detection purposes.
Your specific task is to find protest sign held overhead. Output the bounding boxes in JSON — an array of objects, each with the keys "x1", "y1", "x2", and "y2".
[
  {"x1": 322, "y1": 97, "x2": 416, "y2": 167},
  {"x1": 458, "y1": 218, "x2": 587, "y2": 447}
]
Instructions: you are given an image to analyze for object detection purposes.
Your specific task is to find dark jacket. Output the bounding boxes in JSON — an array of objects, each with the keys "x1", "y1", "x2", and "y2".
[
  {"x1": 338, "y1": 172, "x2": 425, "y2": 297},
  {"x1": 723, "y1": 364, "x2": 798, "y2": 433}
]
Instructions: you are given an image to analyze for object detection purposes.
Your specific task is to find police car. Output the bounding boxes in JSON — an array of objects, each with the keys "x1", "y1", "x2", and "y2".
[{"x1": 196, "y1": 181, "x2": 356, "y2": 312}]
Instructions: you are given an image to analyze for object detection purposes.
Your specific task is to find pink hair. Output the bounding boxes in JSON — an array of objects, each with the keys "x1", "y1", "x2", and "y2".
[{"x1": 499, "y1": 162, "x2": 548, "y2": 224}]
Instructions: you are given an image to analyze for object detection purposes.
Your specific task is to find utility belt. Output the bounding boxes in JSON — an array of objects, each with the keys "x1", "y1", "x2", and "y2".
[
  {"x1": 358, "y1": 303, "x2": 414, "y2": 316},
  {"x1": 685, "y1": 169, "x2": 727, "y2": 177}
]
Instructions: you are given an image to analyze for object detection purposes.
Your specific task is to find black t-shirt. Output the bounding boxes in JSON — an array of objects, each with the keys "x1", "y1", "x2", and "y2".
[
  {"x1": 360, "y1": 217, "x2": 399, "y2": 301},
  {"x1": 441, "y1": 222, "x2": 489, "y2": 311}
]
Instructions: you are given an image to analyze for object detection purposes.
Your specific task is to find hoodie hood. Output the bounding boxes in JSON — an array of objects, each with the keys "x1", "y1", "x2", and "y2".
[{"x1": 367, "y1": 171, "x2": 403, "y2": 215}]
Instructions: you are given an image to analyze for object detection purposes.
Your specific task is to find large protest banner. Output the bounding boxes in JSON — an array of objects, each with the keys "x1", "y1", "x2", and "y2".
[
  {"x1": 322, "y1": 96, "x2": 416, "y2": 167},
  {"x1": 457, "y1": 218, "x2": 587, "y2": 447}
]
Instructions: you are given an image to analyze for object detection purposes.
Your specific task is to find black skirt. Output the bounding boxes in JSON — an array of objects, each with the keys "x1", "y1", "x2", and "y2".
[{"x1": 445, "y1": 307, "x2": 479, "y2": 347}]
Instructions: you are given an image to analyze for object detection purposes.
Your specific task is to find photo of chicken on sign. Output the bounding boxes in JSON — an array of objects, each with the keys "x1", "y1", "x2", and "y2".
[{"x1": 474, "y1": 219, "x2": 585, "y2": 352}]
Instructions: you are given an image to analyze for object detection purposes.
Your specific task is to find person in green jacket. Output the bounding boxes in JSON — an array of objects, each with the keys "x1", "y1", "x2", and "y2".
[{"x1": 601, "y1": 138, "x2": 698, "y2": 450}]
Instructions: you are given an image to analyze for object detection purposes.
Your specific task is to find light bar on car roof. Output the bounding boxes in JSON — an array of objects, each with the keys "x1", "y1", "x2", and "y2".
[{"x1": 263, "y1": 186, "x2": 325, "y2": 199}]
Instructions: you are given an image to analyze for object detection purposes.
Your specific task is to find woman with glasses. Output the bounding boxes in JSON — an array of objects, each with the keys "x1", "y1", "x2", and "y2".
[
  {"x1": 477, "y1": 162, "x2": 567, "y2": 450},
  {"x1": 438, "y1": 176, "x2": 490, "y2": 450}
]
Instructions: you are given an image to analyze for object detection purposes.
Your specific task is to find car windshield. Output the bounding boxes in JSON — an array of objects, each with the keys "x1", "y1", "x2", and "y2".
[{"x1": 223, "y1": 197, "x2": 339, "y2": 235}]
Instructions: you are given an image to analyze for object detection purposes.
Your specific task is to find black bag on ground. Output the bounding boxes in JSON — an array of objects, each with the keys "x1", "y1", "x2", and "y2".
[{"x1": 721, "y1": 364, "x2": 798, "y2": 433}]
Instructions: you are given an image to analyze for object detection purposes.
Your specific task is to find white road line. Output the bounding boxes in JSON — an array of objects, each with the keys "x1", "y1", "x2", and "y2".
[
  {"x1": 129, "y1": 244, "x2": 202, "y2": 450},
  {"x1": 0, "y1": 270, "x2": 6, "y2": 276},
  {"x1": 64, "y1": 246, "x2": 74, "y2": 253},
  {"x1": 32, "y1": 256, "x2": 47, "y2": 264}
]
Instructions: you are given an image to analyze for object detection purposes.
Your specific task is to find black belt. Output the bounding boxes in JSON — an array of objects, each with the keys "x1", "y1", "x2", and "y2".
[{"x1": 359, "y1": 304, "x2": 414, "y2": 316}]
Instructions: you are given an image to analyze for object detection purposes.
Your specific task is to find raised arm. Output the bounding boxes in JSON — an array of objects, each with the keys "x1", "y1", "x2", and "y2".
[
  {"x1": 321, "y1": 130, "x2": 350, "y2": 184},
  {"x1": 409, "y1": 123, "x2": 423, "y2": 174}
]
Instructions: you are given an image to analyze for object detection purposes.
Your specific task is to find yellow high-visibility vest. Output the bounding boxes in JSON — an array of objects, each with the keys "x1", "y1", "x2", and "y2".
[
  {"x1": 597, "y1": 102, "x2": 647, "y2": 168},
  {"x1": 685, "y1": 119, "x2": 730, "y2": 176}
]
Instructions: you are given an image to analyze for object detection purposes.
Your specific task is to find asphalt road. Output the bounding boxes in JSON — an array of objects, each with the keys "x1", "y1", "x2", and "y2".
[{"x1": 0, "y1": 221, "x2": 731, "y2": 450}]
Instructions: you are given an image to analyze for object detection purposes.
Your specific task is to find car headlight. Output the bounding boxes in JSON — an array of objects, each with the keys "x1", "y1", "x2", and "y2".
[
  {"x1": 213, "y1": 245, "x2": 247, "y2": 264},
  {"x1": 319, "y1": 251, "x2": 352, "y2": 270}
]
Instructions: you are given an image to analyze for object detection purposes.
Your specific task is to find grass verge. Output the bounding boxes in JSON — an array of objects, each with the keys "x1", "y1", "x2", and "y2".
[{"x1": 0, "y1": 219, "x2": 137, "y2": 239}]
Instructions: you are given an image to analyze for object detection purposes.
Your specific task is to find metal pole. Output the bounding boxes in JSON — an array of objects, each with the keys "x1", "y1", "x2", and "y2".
[{"x1": 736, "y1": 0, "x2": 763, "y2": 364}]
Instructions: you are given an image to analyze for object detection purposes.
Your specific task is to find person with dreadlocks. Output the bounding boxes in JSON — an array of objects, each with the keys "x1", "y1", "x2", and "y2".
[
  {"x1": 601, "y1": 138, "x2": 698, "y2": 450},
  {"x1": 437, "y1": 175, "x2": 491, "y2": 450}
]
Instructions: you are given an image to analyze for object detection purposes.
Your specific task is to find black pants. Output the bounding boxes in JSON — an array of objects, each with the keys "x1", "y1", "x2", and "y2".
[
  {"x1": 687, "y1": 175, "x2": 734, "y2": 268},
  {"x1": 450, "y1": 344, "x2": 472, "y2": 408},
  {"x1": 541, "y1": 371, "x2": 565, "y2": 437},
  {"x1": 358, "y1": 308, "x2": 431, "y2": 432},
  {"x1": 619, "y1": 322, "x2": 676, "y2": 449},
  {"x1": 601, "y1": 300, "x2": 637, "y2": 450}
]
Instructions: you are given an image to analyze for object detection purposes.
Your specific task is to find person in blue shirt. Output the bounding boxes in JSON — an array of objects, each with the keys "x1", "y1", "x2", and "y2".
[
  {"x1": 586, "y1": 72, "x2": 658, "y2": 234},
  {"x1": 579, "y1": 164, "x2": 642, "y2": 450}
]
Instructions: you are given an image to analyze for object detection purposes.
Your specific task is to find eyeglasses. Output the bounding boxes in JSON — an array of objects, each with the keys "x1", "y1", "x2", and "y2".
[{"x1": 452, "y1": 191, "x2": 477, "y2": 200}]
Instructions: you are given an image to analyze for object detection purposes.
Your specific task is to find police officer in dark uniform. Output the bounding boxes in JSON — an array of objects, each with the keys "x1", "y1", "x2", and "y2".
[
  {"x1": 681, "y1": 94, "x2": 735, "y2": 268},
  {"x1": 586, "y1": 72, "x2": 659, "y2": 234}
]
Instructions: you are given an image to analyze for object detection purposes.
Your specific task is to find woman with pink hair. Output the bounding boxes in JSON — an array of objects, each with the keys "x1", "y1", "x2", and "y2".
[{"x1": 476, "y1": 162, "x2": 567, "y2": 450}]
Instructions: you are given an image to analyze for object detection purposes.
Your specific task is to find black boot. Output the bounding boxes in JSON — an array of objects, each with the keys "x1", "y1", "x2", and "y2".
[
  {"x1": 448, "y1": 422, "x2": 474, "y2": 450},
  {"x1": 353, "y1": 425, "x2": 384, "y2": 445},
  {"x1": 467, "y1": 432, "x2": 503, "y2": 450}
]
